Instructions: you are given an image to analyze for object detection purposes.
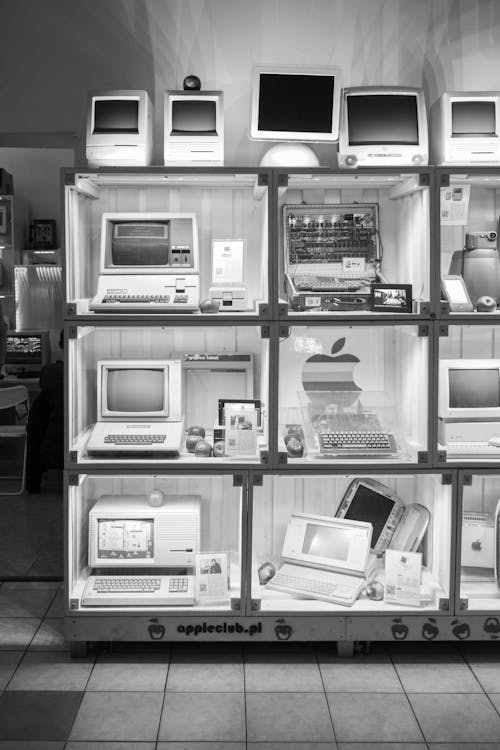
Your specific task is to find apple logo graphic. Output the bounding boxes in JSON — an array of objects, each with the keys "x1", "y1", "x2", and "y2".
[
  {"x1": 472, "y1": 539, "x2": 482, "y2": 551},
  {"x1": 422, "y1": 618, "x2": 439, "y2": 641},
  {"x1": 302, "y1": 337, "x2": 361, "y2": 410},
  {"x1": 391, "y1": 618, "x2": 409, "y2": 641},
  {"x1": 148, "y1": 618, "x2": 166, "y2": 640},
  {"x1": 451, "y1": 619, "x2": 471, "y2": 640},
  {"x1": 484, "y1": 617, "x2": 500, "y2": 635},
  {"x1": 274, "y1": 618, "x2": 293, "y2": 641}
]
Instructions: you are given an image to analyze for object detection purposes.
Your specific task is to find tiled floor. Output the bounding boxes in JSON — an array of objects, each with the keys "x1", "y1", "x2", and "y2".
[{"x1": 1, "y1": 583, "x2": 500, "y2": 748}]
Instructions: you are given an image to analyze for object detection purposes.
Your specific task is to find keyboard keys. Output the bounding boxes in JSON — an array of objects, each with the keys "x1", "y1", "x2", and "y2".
[
  {"x1": 104, "y1": 434, "x2": 167, "y2": 445},
  {"x1": 102, "y1": 294, "x2": 171, "y2": 303}
]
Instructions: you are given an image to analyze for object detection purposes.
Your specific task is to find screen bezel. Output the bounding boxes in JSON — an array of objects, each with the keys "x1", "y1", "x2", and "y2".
[
  {"x1": 439, "y1": 359, "x2": 500, "y2": 420},
  {"x1": 446, "y1": 93, "x2": 500, "y2": 140},
  {"x1": 164, "y1": 90, "x2": 223, "y2": 143},
  {"x1": 86, "y1": 90, "x2": 151, "y2": 148},
  {"x1": 97, "y1": 359, "x2": 182, "y2": 422},
  {"x1": 250, "y1": 65, "x2": 342, "y2": 142},
  {"x1": 441, "y1": 275, "x2": 474, "y2": 312},
  {"x1": 336, "y1": 478, "x2": 403, "y2": 554},
  {"x1": 4, "y1": 330, "x2": 50, "y2": 370}
]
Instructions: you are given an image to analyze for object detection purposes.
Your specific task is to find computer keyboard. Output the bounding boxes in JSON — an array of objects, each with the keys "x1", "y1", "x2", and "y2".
[
  {"x1": 266, "y1": 564, "x2": 362, "y2": 606},
  {"x1": 82, "y1": 574, "x2": 194, "y2": 607},
  {"x1": 319, "y1": 430, "x2": 397, "y2": 454},
  {"x1": 103, "y1": 434, "x2": 167, "y2": 445},
  {"x1": 271, "y1": 571, "x2": 356, "y2": 598},
  {"x1": 444, "y1": 442, "x2": 500, "y2": 457},
  {"x1": 102, "y1": 294, "x2": 171, "y2": 304},
  {"x1": 293, "y1": 274, "x2": 374, "y2": 293}
]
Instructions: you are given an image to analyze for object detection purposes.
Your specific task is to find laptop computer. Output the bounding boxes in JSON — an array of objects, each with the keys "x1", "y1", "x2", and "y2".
[{"x1": 265, "y1": 512, "x2": 376, "y2": 607}]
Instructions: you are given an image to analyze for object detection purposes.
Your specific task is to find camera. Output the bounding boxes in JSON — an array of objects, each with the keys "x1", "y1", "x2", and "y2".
[{"x1": 465, "y1": 230, "x2": 497, "y2": 250}]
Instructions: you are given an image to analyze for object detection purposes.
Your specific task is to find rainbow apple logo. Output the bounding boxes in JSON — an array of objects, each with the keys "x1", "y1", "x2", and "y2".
[{"x1": 302, "y1": 337, "x2": 361, "y2": 409}]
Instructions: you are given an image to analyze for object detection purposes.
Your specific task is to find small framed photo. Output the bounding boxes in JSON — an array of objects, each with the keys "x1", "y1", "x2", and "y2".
[
  {"x1": 211, "y1": 238, "x2": 246, "y2": 284},
  {"x1": 195, "y1": 552, "x2": 229, "y2": 603},
  {"x1": 32, "y1": 220, "x2": 57, "y2": 250},
  {"x1": 370, "y1": 283, "x2": 412, "y2": 313}
]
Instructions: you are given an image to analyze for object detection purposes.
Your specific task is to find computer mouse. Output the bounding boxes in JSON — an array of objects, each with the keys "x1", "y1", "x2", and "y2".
[
  {"x1": 488, "y1": 436, "x2": 500, "y2": 447},
  {"x1": 199, "y1": 298, "x2": 219, "y2": 314}
]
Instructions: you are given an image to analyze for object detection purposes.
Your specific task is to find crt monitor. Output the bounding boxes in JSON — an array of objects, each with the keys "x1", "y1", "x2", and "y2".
[
  {"x1": 338, "y1": 86, "x2": 429, "y2": 167},
  {"x1": 250, "y1": 65, "x2": 342, "y2": 142},
  {"x1": 164, "y1": 90, "x2": 224, "y2": 165},
  {"x1": 86, "y1": 90, "x2": 153, "y2": 167},
  {"x1": 5, "y1": 330, "x2": 50, "y2": 375},
  {"x1": 431, "y1": 91, "x2": 500, "y2": 164},
  {"x1": 439, "y1": 359, "x2": 500, "y2": 420},
  {"x1": 99, "y1": 212, "x2": 199, "y2": 274},
  {"x1": 97, "y1": 360, "x2": 182, "y2": 422},
  {"x1": 88, "y1": 494, "x2": 201, "y2": 569}
]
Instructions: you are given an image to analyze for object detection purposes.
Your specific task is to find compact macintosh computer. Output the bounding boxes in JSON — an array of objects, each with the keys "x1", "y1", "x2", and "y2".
[
  {"x1": 164, "y1": 90, "x2": 224, "y2": 165},
  {"x1": 4, "y1": 330, "x2": 50, "y2": 377},
  {"x1": 89, "y1": 212, "x2": 200, "y2": 312},
  {"x1": 337, "y1": 86, "x2": 428, "y2": 168},
  {"x1": 86, "y1": 90, "x2": 153, "y2": 167},
  {"x1": 86, "y1": 360, "x2": 184, "y2": 456},
  {"x1": 431, "y1": 91, "x2": 500, "y2": 165},
  {"x1": 82, "y1": 494, "x2": 200, "y2": 606}
]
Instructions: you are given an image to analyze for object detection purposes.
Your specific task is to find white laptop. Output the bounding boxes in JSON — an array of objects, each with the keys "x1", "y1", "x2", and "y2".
[
  {"x1": 86, "y1": 359, "x2": 184, "y2": 456},
  {"x1": 266, "y1": 512, "x2": 376, "y2": 607}
]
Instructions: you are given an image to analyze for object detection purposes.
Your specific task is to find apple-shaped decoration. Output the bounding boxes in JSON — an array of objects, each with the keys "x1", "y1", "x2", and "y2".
[
  {"x1": 274, "y1": 617, "x2": 293, "y2": 641},
  {"x1": 213, "y1": 440, "x2": 225, "y2": 457},
  {"x1": 365, "y1": 581, "x2": 384, "y2": 601},
  {"x1": 302, "y1": 337, "x2": 361, "y2": 409},
  {"x1": 476, "y1": 295, "x2": 497, "y2": 312},
  {"x1": 194, "y1": 439, "x2": 213, "y2": 457},
  {"x1": 286, "y1": 437, "x2": 304, "y2": 457},
  {"x1": 451, "y1": 619, "x2": 471, "y2": 640},
  {"x1": 484, "y1": 617, "x2": 500, "y2": 635},
  {"x1": 422, "y1": 618, "x2": 439, "y2": 641},
  {"x1": 148, "y1": 619, "x2": 165, "y2": 640},
  {"x1": 258, "y1": 561, "x2": 276, "y2": 585},
  {"x1": 148, "y1": 489, "x2": 165, "y2": 507},
  {"x1": 284, "y1": 426, "x2": 305, "y2": 444},
  {"x1": 391, "y1": 618, "x2": 409, "y2": 641},
  {"x1": 187, "y1": 425, "x2": 206, "y2": 438},
  {"x1": 186, "y1": 434, "x2": 203, "y2": 453}
]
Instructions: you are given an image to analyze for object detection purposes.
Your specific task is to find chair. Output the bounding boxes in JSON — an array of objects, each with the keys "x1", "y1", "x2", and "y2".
[{"x1": 0, "y1": 385, "x2": 29, "y2": 495}]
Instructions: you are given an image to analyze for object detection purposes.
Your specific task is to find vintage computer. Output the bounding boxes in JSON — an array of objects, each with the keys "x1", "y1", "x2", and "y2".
[
  {"x1": 448, "y1": 227, "x2": 500, "y2": 306},
  {"x1": 86, "y1": 360, "x2": 184, "y2": 456},
  {"x1": 86, "y1": 90, "x2": 153, "y2": 167},
  {"x1": 4, "y1": 330, "x2": 50, "y2": 377},
  {"x1": 82, "y1": 494, "x2": 200, "y2": 606},
  {"x1": 265, "y1": 512, "x2": 376, "y2": 607},
  {"x1": 439, "y1": 359, "x2": 500, "y2": 455},
  {"x1": 89, "y1": 212, "x2": 200, "y2": 312},
  {"x1": 431, "y1": 91, "x2": 500, "y2": 165},
  {"x1": 338, "y1": 86, "x2": 429, "y2": 168},
  {"x1": 164, "y1": 90, "x2": 224, "y2": 165},
  {"x1": 249, "y1": 65, "x2": 342, "y2": 165}
]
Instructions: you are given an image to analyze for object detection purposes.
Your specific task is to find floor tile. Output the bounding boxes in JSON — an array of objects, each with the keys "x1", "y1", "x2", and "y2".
[
  {"x1": 462, "y1": 647, "x2": 500, "y2": 692},
  {"x1": 0, "y1": 652, "x2": 23, "y2": 690},
  {"x1": 6, "y1": 651, "x2": 94, "y2": 691},
  {"x1": 157, "y1": 744, "x2": 246, "y2": 750},
  {"x1": 327, "y1": 693, "x2": 423, "y2": 743},
  {"x1": 337, "y1": 745, "x2": 426, "y2": 750},
  {"x1": 0, "y1": 690, "x2": 82, "y2": 740},
  {"x1": 246, "y1": 692, "x2": 334, "y2": 742},
  {"x1": 0, "y1": 586, "x2": 56, "y2": 617},
  {"x1": 159, "y1": 692, "x2": 245, "y2": 742},
  {"x1": 0, "y1": 619, "x2": 39, "y2": 650},
  {"x1": 388, "y1": 641, "x2": 464, "y2": 662},
  {"x1": 248, "y1": 744, "x2": 337, "y2": 750},
  {"x1": 66, "y1": 743, "x2": 156, "y2": 750},
  {"x1": 319, "y1": 653, "x2": 402, "y2": 693},
  {"x1": 166, "y1": 657, "x2": 244, "y2": 692},
  {"x1": 394, "y1": 659, "x2": 482, "y2": 692},
  {"x1": 244, "y1": 646, "x2": 323, "y2": 692},
  {"x1": 88, "y1": 653, "x2": 168, "y2": 691},
  {"x1": 28, "y1": 618, "x2": 68, "y2": 651},
  {"x1": 0, "y1": 743, "x2": 65, "y2": 749},
  {"x1": 69, "y1": 691, "x2": 163, "y2": 741},
  {"x1": 45, "y1": 588, "x2": 64, "y2": 618},
  {"x1": 428, "y1": 744, "x2": 500, "y2": 750},
  {"x1": 409, "y1": 693, "x2": 500, "y2": 743}
]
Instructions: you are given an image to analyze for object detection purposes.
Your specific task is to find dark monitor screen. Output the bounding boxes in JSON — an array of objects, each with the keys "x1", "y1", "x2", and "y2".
[
  {"x1": 93, "y1": 100, "x2": 139, "y2": 134},
  {"x1": 449, "y1": 368, "x2": 500, "y2": 408},
  {"x1": 5, "y1": 335, "x2": 42, "y2": 364},
  {"x1": 111, "y1": 221, "x2": 170, "y2": 266},
  {"x1": 302, "y1": 523, "x2": 350, "y2": 561},
  {"x1": 171, "y1": 100, "x2": 217, "y2": 135},
  {"x1": 451, "y1": 101, "x2": 496, "y2": 136},
  {"x1": 348, "y1": 94, "x2": 419, "y2": 145},
  {"x1": 107, "y1": 369, "x2": 165, "y2": 412},
  {"x1": 342, "y1": 484, "x2": 395, "y2": 545},
  {"x1": 257, "y1": 74, "x2": 335, "y2": 134}
]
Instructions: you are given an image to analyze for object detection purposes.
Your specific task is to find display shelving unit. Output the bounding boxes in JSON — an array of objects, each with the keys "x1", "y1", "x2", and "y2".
[{"x1": 64, "y1": 166, "x2": 500, "y2": 654}]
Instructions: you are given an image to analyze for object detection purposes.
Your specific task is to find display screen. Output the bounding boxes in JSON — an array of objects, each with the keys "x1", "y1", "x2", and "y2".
[
  {"x1": 257, "y1": 73, "x2": 335, "y2": 134},
  {"x1": 302, "y1": 523, "x2": 350, "y2": 562},
  {"x1": 171, "y1": 100, "x2": 217, "y2": 135},
  {"x1": 5, "y1": 335, "x2": 42, "y2": 364},
  {"x1": 444, "y1": 278, "x2": 470, "y2": 303},
  {"x1": 342, "y1": 484, "x2": 395, "y2": 545},
  {"x1": 106, "y1": 368, "x2": 165, "y2": 413},
  {"x1": 449, "y1": 368, "x2": 500, "y2": 408},
  {"x1": 452, "y1": 101, "x2": 496, "y2": 136},
  {"x1": 348, "y1": 94, "x2": 419, "y2": 145},
  {"x1": 93, "y1": 99, "x2": 139, "y2": 134},
  {"x1": 111, "y1": 221, "x2": 170, "y2": 266},
  {"x1": 97, "y1": 519, "x2": 153, "y2": 559}
]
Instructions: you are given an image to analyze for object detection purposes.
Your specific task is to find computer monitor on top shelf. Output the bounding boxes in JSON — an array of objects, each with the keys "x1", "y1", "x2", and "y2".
[
  {"x1": 338, "y1": 86, "x2": 428, "y2": 168},
  {"x1": 86, "y1": 90, "x2": 153, "y2": 167},
  {"x1": 5, "y1": 330, "x2": 50, "y2": 375},
  {"x1": 431, "y1": 92, "x2": 500, "y2": 165},
  {"x1": 164, "y1": 91, "x2": 224, "y2": 165}
]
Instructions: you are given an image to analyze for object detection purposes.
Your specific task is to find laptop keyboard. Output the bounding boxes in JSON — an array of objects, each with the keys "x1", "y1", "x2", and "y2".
[
  {"x1": 271, "y1": 571, "x2": 357, "y2": 599},
  {"x1": 102, "y1": 294, "x2": 171, "y2": 303},
  {"x1": 104, "y1": 434, "x2": 167, "y2": 445}
]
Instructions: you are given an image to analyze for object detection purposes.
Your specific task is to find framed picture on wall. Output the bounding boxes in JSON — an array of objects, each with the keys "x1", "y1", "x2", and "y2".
[
  {"x1": 370, "y1": 284, "x2": 413, "y2": 313},
  {"x1": 32, "y1": 219, "x2": 57, "y2": 249}
]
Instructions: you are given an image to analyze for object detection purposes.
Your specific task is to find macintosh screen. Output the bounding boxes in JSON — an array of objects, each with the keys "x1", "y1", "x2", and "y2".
[
  {"x1": 107, "y1": 368, "x2": 165, "y2": 413},
  {"x1": 97, "y1": 519, "x2": 154, "y2": 559},
  {"x1": 452, "y1": 101, "x2": 496, "y2": 136},
  {"x1": 348, "y1": 94, "x2": 419, "y2": 145},
  {"x1": 302, "y1": 523, "x2": 350, "y2": 562},
  {"x1": 449, "y1": 368, "x2": 500, "y2": 408},
  {"x1": 93, "y1": 100, "x2": 139, "y2": 134},
  {"x1": 257, "y1": 73, "x2": 334, "y2": 133},
  {"x1": 342, "y1": 484, "x2": 395, "y2": 546},
  {"x1": 171, "y1": 100, "x2": 217, "y2": 134}
]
